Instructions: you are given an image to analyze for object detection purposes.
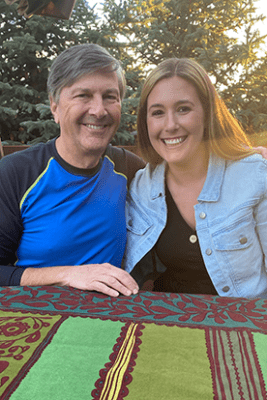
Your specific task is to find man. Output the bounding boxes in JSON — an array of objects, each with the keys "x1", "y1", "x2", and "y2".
[{"x1": 0, "y1": 44, "x2": 144, "y2": 296}]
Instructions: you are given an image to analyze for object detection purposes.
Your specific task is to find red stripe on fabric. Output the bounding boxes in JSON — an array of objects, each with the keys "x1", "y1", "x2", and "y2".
[
  {"x1": 241, "y1": 331, "x2": 267, "y2": 400},
  {"x1": 228, "y1": 331, "x2": 245, "y2": 400},
  {"x1": 238, "y1": 331, "x2": 256, "y2": 400},
  {"x1": 207, "y1": 329, "x2": 228, "y2": 400},
  {"x1": 220, "y1": 330, "x2": 235, "y2": 400},
  {"x1": 205, "y1": 328, "x2": 219, "y2": 399}
]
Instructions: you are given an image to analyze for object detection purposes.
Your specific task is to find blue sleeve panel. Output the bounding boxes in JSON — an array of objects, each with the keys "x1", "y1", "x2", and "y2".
[{"x1": 0, "y1": 139, "x2": 145, "y2": 285}]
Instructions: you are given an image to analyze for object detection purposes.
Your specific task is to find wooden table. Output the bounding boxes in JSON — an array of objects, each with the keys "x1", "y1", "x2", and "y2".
[{"x1": 0, "y1": 286, "x2": 267, "y2": 399}]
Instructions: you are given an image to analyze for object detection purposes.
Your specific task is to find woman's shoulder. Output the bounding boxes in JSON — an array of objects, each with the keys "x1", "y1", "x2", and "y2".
[
  {"x1": 131, "y1": 162, "x2": 165, "y2": 183},
  {"x1": 129, "y1": 162, "x2": 166, "y2": 198},
  {"x1": 224, "y1": 153, "x2": 267, "y2": 191},
  {"x1": 239, "y1": 153, "x2": 267, "y2": 164},
  {"x1": 226, "y1": 153, "x2": 267, "y2": 172}
]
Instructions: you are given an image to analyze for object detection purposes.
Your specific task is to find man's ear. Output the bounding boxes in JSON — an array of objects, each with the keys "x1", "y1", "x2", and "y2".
[{"x1": 50, "y1": 96, "x2": 59, "y2": 124}]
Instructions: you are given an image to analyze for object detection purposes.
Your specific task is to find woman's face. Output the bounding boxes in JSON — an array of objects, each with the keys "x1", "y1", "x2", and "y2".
[{"x1": 146, "y1": 76, "x2": 206, "y2": 168}]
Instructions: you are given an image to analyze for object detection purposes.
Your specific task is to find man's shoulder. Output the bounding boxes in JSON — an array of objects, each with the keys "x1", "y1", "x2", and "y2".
[
  {"x1": 104, "y1": 144, "x2": 145, "y2": 185},
  {"x1": 0, "y1": 140, "x2": 56, "y2": 192},
  {"x1": 0, "y1": 140, "x2": 55, "y2": 169}
]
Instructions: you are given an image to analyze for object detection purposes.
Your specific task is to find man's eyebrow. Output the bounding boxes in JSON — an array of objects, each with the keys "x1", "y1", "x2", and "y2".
[
  {"x1": 104, "y1": 88, "x2": 120, "y2": 95},
  {"x1": 71, "y1": 88, "x2": 119, "y2": 95},
  {"x1": 71, "y1": 87, "x2": 91, "y2": 94}
]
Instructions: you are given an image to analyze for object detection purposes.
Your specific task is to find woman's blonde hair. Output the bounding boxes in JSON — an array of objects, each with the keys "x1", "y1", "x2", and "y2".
[{"x1": 137, "y1": 58, "x2": 253, "y2": 165}]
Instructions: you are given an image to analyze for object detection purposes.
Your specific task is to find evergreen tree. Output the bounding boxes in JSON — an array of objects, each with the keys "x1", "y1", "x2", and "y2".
[
  {"x1": 2, "y1": 0, "x2": 267, "y2": 144},
  {"x1": 0, "y1": 0, "x2": 138, "y2": 145},
  {"x1": 103, "y1": 0, "x2": 267, "y2": 134}
]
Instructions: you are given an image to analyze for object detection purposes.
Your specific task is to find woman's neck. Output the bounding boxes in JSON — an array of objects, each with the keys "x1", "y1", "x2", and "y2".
[{"x1": 166, "y1": 147, "x2": 210, "y2": 188}]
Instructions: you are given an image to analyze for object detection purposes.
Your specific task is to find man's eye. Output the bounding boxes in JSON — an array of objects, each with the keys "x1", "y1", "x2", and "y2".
[
  {"x1": 76, "y1": 93, "x2": 90, "y2": 98},
  {"x1": 105, "y1": 95, "x2": 118, "y2": 101}
]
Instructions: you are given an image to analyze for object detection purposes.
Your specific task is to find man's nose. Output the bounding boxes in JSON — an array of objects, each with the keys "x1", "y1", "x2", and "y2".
[{"x1": 88, "y1": 96, "x2": 108, "y2": 118}]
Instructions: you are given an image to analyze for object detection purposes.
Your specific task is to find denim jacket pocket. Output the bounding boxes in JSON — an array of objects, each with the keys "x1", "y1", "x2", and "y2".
[
  {"x1": 126, "y1": 201, "x2": 152, "y2": 236},
  {"x1": 211, "y1": 216, "x2": 255, "y2": 251}
]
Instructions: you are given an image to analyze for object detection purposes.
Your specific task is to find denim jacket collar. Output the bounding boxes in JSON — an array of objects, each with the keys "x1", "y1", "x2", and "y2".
[
  {"x1": 150, "y1": 162, "x2": 166, "y2": 200},
  {"x1": 149, "y1": 153, "x2": 226, "y2": 202},
  {"x1": 198, "y1": 153, "x2": 226, "y2": 202}
]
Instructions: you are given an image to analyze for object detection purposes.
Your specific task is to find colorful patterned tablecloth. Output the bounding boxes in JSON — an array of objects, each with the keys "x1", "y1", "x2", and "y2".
[{"x1": 0, "y1": 286, "x2": 267, "y2": 399}]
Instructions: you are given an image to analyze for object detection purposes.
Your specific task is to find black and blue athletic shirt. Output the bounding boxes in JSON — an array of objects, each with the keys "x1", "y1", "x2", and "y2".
[{"x1": 0, "y1": 139, "x2": 145, "y2": 286}]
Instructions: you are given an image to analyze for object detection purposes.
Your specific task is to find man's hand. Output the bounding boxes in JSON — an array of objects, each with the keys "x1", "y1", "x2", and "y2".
[
  {"x1": 253, "y1": 146, "x2": 267, "y2": 159},
  {"x1": 62, "y1": 263, "x2": 139, "y2": 297},
  {"x1": 20, "y1": 263, "x2": 139, "y2": 297}
]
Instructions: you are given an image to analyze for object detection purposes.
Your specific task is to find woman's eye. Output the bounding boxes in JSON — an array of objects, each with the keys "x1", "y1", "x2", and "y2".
[
  {"x1": 151, "y1": 110, "x2": 164, "y2": 116},
  {"x1": 178, "y1": 106, "x2": 190, "y2": 113}
]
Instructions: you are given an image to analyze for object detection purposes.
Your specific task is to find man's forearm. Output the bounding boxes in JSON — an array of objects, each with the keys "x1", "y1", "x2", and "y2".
[
  {"x1": 20, "y1": 263, "x2": 139, "y2": 297},
  {"x1": 20, "y1": 266, "x2": 70, "y2": 286}
]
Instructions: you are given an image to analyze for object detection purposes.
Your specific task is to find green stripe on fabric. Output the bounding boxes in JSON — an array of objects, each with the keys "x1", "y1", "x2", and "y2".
[
  {"x1": 10, "y1": 317, "x2": 124, "y2": 400},
  {"x1": 253, "y1": 332, "x2": 267, "y2": 389},
  {"x1": 126, "y1": 324, "x2": 213, "y2": 400},
  {"x1": 0, "y1": 311, "x2": 62, "y2": 398}
]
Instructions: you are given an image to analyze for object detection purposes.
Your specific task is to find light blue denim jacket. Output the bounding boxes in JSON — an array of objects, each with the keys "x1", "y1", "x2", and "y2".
[{"x1": 124, "y1": 153, "x2": 267, "y2": 298}]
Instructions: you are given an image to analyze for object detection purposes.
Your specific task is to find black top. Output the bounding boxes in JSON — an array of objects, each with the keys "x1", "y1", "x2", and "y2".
[{"x1": 154, "y1": 185, "x2": 218, "y2": 295}]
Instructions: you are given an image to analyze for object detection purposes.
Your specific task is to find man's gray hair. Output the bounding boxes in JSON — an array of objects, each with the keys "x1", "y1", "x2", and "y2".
[{"x1": 47, "y1": 43, "x2": 126, "y2": 102}]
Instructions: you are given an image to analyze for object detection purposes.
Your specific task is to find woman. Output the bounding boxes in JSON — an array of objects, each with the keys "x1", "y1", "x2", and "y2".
[{"x1": 124, "y1": 58, "x2": 267, "y2": 298}]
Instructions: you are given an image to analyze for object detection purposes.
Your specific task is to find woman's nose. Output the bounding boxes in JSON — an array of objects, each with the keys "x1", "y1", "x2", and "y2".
[{"x1": 165, "y1": 111, "x2": 178, "y2": 132}]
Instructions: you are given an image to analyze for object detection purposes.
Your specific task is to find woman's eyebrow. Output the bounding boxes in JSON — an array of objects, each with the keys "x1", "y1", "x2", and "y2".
[{"x1": 148, "y1": 99, "x2": 193, "y2": 111}]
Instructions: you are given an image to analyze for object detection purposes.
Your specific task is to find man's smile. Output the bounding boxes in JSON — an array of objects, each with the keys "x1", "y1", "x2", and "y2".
[{"x1": 83, "y1": 123, "x2": 108, "y2": 130}]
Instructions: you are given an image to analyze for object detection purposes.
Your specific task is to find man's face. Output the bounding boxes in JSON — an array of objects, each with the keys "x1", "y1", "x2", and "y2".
[{"x1": 50, "y1": 71, "x2": 121, "y2": 168}]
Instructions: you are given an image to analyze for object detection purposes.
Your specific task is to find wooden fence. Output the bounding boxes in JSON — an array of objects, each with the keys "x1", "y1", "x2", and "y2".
[{"x1": 1, "y1": 144, "x2": 141, "y2": 158}]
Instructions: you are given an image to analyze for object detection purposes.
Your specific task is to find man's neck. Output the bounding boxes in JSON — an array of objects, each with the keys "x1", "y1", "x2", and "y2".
[{"x1": 55, "y1": 137, "x2": 102, "y2": 169}]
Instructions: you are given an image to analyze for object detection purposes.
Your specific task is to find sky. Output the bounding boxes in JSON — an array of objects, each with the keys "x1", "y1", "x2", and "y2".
[
  {"x1": 256, "y1": 0, "x2": 267, "y2": 36},
  {"x1": 91, "y1": 0, "x2": 267, "y2": 33},
  {"x1": 90, "y1": 0, "x2": 267, "y2": 47},
  {"x1": 253, "y1": 0, "x2": 267, "y2": 54}
]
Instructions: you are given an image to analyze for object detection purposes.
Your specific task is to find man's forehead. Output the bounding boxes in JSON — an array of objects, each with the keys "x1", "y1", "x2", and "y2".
[{"x1": 67, "y1": 72, "x2": 120, "y2": 93}]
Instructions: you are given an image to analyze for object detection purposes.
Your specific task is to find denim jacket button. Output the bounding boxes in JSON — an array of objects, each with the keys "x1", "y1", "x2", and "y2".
[
  {"x1": 128, "y1": 219, "x2": 133, "y2": 227},
  {"x1": 199, "y1": 212, "x2": 206, "y2": 219},
  {"x1": 205, "y1": 248, "x2": 212, "y2": 255},
  {"x1": 222, "y1": 286, "x2": 230, "y2": 293},
  {"x1": 239, "y1": 236, "x2": 248, "y2": 245}
]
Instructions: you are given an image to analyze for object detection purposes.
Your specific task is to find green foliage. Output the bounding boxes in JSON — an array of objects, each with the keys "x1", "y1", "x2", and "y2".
[
  {"x1": 0, "y1": 0, "x2": 138, "y2": 145},
  {"x1": 102, "y1": 0, "x2": 267, "y2": 134},
  {"x1": 1, "y1": 0, "x2": 267, "y2": 146}
]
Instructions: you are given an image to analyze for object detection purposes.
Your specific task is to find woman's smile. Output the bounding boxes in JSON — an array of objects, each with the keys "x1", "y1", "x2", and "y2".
[
  {"x1": 161, "y1": 136, "x2": 188, "y2": 146},
  {"x1": 147, "y1": 76, "x2": 206, "y2": 168}
]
